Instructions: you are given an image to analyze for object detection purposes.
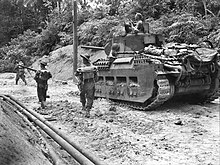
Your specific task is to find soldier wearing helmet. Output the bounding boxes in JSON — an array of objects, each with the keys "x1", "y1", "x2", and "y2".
[
  {"x1": 34, "y1": 61, "x2": 52, "y2": 109},
  {"x1": 75, "y1": 54, "x2": 99, "y2": 118}
]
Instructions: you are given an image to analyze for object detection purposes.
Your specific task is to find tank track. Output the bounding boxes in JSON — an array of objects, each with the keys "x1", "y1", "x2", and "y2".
[
  {"x1": 204, "y1": 91, "x2": 219, "y2": 103},
  {"x1": 114, "y1": 77, "x2": 174, "y2": 110},
  {"x1": 203, "y1": 79, "x2": 220, "y2": 103}
]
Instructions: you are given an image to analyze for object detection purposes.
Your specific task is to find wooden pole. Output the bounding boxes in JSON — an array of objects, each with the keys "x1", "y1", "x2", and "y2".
[{"x1": 72, "y1": 0, "x2": 78, "y2": 75}]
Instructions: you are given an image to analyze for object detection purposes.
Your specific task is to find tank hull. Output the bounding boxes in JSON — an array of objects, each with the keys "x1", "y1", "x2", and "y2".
[{"x1": 94, "y1": 53, "x2": 219, "y2": 110}]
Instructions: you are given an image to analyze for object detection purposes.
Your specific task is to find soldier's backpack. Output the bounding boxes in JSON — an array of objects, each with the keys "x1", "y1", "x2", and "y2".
[{"x1": 38, "y1": 70, "x2": 51, "y2": 81}]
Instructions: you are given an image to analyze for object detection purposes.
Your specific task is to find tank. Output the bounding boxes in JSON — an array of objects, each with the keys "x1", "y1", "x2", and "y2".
[{"x1": 92, "y1": 26, "x2": 220, "y2": 110}]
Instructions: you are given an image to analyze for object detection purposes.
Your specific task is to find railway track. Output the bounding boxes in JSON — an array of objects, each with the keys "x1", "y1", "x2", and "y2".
[{"x1": 0, "y1": 94, "x2": 106, "y2": 165}]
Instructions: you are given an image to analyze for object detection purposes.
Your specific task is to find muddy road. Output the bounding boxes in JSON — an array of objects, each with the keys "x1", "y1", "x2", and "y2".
[{"x1": 0, "y1": 73, "x2": 219, "y2": 165}]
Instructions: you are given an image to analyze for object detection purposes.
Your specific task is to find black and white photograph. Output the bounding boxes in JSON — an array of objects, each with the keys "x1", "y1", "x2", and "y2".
[{"x1": 0, "y1": 0, "x2": 219, "y2": 164}]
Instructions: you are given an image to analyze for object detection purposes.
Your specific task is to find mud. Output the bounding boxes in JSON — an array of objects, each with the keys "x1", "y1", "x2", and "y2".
[{"x1": 0, "y1": 72, "x2": 219, "y2": 165}]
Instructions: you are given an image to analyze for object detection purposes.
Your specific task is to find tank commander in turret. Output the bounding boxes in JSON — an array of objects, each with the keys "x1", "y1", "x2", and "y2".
[
  {"x1": 132, "y1": 13, "x2": 144, "y2": 33},
  {"x1": 125, "y1": 13, "x2": 145, "y2": 34},
  {"x1": 75, "y1": 54, "x2": 99, "y2": 118}
]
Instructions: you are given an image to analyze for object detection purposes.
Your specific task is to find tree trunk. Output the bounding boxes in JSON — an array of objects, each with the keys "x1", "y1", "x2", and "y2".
[{"x1": 202, "y1": 0, "x2": 207, "y2": 18}]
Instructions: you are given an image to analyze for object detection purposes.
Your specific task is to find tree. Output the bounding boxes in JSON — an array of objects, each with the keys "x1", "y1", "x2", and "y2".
[{"x1": 0, "y1": 0, "x2": 38, "y2": 46}]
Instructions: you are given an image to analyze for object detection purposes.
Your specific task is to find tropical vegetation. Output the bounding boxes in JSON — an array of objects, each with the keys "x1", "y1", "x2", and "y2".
[{"x1": 0, "y1": 0, "x2": 220, "y2": 72}]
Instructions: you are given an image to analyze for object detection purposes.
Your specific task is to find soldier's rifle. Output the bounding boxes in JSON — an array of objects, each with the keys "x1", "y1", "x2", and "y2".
[
  {"x1": 18, "y1": 65, "x2": 37, "y2": 72},
  {"x1": 19, "y1": 64, "x2": 51, "y2": 98}
]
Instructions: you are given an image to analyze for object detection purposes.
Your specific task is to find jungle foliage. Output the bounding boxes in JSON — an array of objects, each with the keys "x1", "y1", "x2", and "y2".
[{"x1": 0, "y1": 0, "x2": 220, "y2": 72}]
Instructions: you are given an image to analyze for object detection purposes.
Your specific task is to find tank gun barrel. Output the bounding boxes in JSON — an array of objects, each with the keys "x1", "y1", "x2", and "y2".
[{"x1": 81, "y1": 45, "x2": 104, "y2": 50}]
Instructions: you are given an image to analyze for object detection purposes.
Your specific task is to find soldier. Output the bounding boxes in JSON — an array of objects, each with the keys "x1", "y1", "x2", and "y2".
[
  {"x1": 34, "y1": 61, "x2": 52, "y2": 109},
  {"x1": 108, "y1": 43, "x2": 120, "y2": 65},
  {"x1": 133, "y1": 13, "x2": 144, "y2": 33},
  {"x1": 75, "y1": 54, "x2": 99, "y2": 118},
  {"x1": 15, "y1": 61, "x2": 27, "y2": 85}
]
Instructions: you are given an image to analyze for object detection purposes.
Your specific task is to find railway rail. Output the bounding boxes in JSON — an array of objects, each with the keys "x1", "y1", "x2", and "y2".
[{"x1": 0, "y1": 94, "x2": 107, "y2": 165}]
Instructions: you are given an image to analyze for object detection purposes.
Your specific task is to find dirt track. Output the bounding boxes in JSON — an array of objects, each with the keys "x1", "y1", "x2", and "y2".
[{"x1": 0, "y1": 73, "x2": 219, "y2": 165}]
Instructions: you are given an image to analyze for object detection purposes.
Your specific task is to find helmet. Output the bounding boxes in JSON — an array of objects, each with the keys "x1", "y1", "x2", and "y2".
[{"x1": 111, "y1": 43, "x2": 120, "y2": 52}]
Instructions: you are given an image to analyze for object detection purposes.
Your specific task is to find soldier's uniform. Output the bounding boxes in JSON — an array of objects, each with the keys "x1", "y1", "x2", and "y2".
[
  {"x1": 34, "y1": 61, "x2": 52, "y2": 109},
  {"x1": 15, "y1": 61, "x2": 27, "y2": 85},
  {"x1": 75, "y1": 54, "x2": 98, "y2": 118}
]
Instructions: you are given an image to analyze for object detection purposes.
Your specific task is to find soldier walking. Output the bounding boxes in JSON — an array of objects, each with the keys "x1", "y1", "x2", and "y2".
[
  {"x1": 34, "y1": 61, "x2": 52, "y2": 109},
  {"x1": 75, "y1": 54, "x2": 98, "y2": 118},
  {"x1": 15, "y1": 61, "x2": 27, "y2": 85}
]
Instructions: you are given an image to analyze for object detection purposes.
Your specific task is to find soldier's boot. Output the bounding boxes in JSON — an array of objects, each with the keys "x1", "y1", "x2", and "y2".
[
  {"x1": 41, "y1": 101, "x2": 46, "y2": 109},
  {"x1": 85, "y1": 109, "x2": 90, "y2": 118},
  {"x1": 81, "y1": 103, "x2": 86, "y2": 111},
  {"x1": 23, "y1": 79, "x2": 27, "y2": 85}
]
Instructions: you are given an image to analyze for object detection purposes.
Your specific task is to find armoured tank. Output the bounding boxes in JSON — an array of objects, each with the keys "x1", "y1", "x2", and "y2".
[{"x1": 92, "y1": 25, "x2": 220, "y2": 110}]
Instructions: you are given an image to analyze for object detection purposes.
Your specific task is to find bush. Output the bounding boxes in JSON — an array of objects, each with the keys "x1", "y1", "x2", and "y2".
[
  {"x1": 0, "y1": 30, "x2": 41, "y2": 63},
  {"x1": 0, "y1": 60, "x2": 15, "y2": 73},
  {"x1": 0, "y1": 23, "x2": 61, "y2": 66},
  {"x1": 78, "y1": 16, "x2": 120, "y2": 47},
  {"x1": 148, "y1": 13, "x2": 213, "y2": 44},
  {"x1": 37, "y1": 22, "x2": 60, "y2": 56}
]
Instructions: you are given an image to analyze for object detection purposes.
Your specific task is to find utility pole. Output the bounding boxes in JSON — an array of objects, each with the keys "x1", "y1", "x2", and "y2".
[{"x1": 72, "y1": 0, "x2": 77, "y2": 75}]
